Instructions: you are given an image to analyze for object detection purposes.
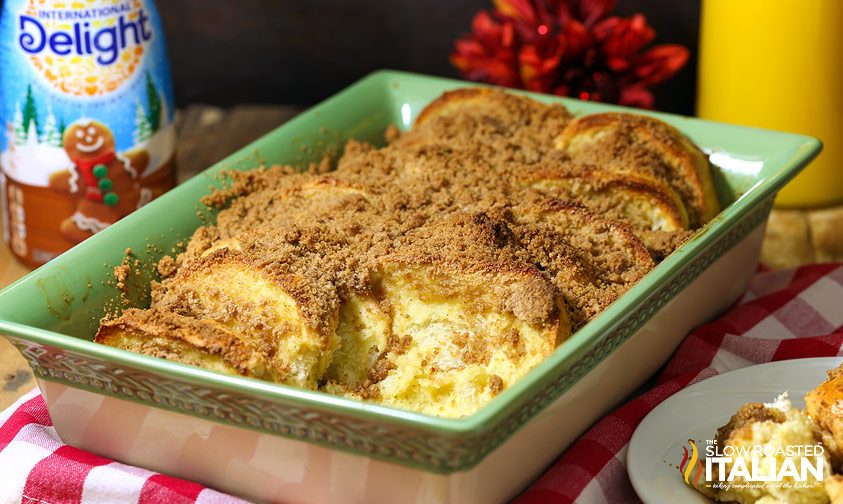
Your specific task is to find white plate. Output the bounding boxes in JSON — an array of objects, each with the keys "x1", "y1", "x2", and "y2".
[{"x1": 627, "y1": 357, "x2": 842, "y2": 503}]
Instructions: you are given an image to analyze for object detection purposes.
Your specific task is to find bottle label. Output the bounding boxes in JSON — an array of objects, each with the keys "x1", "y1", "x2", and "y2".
[{"x1": 0, "y1": 0, "x2": 176, "y2": 265}]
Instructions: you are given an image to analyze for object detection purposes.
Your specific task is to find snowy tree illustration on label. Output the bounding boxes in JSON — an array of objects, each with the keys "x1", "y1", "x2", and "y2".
[{"x1": 0, "y1": 0, "x2": 176, "y2": 267}]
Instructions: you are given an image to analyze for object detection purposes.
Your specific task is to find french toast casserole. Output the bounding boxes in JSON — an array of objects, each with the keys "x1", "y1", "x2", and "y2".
[{"x1": 95, "y1": 88, "x2": 720, "y2": 418}]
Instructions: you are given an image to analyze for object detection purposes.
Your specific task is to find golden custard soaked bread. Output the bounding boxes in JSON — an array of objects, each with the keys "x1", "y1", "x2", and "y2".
[
  {"x1": 327, "y1": 212, "x2": 569, "y2": 417},
  {"x1": 122, "y1": 212, "x2": 569, "y2": 418},
  {"x1": 97, "y1": 87, "x2": 720, "y2": 417},
  {"x1": 701, "y1": 394, "x2": 832, "y2": 504},
  {"x1": 555, "y1": 112, "x2": 720, "y2": 227},
  {"x1": 806, "y1": 364, "x2": 843, "y2": 472}
]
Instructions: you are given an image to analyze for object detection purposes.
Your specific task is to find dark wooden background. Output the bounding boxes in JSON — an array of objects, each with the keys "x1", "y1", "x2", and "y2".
[
  {"x1": 158, "y1": 0, "x2": 700, "y2": 114},
  {"x1": 0, "y1": 0, "x2": 700, "y2": 112}
]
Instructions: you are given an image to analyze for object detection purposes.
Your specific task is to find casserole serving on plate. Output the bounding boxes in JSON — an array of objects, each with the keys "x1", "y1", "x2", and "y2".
[{"x1": 0, "y1": 71, "x2": 821, "y2": 503}]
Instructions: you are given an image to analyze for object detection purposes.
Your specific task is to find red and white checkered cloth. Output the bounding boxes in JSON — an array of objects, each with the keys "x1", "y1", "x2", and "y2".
[
  {"x1": 0, "y1": 389, "x2": 249, "y2": 504},
  {"x1": 1, "y1": 264, "x2": 842, "y2": 504}
]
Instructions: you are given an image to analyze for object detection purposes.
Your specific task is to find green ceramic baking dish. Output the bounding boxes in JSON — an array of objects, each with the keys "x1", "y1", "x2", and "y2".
[{"x1": 0, "y1": 71, "x2": 822, "y2": 503}]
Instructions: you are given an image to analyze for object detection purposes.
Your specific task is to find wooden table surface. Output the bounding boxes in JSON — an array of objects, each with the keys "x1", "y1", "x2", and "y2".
[{"x1": 1, "y1": 105, "x2": 842, "y2": 411}]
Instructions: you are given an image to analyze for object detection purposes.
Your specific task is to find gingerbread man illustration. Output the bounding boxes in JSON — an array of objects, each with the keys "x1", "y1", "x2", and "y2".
[{"x1": 48, "y1": 119, "x2": 150, "y2": 243}]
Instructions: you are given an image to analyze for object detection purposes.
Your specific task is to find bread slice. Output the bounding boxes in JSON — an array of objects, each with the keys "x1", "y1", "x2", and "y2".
[
  {"x1": 151, "y1": 246, "x2": 341, "y2": 390},
  {"x1": 510, "y1": 199, "x2": 654, "y2": 328},
  {"x1": 214, "y1": 175, "x2": 376, "y2": 241},
  {"x1": 399, "y1": 88, "x2": 573, "y2": 164},
  {"x1": 514, "y1": 164, "x2": 694, "y2": 258},
  {"x1": 555, "y1": 112, "x2": 719, "y2": 227},
  {"x1": 516, "y1": 164, "x2": 690, "y2": 232},
  {"x1": 175, "y1": 175, "x2": 382, "y2": 270},
  {"x1": 96, "y1": 308, "x2": 275, "y2": 380},
  {"x1": 328, "y1": 212, "x2": 570, "y2": 418},
  {"x1": 414, "y1": 87, "x2": 568, "y2": 127}
]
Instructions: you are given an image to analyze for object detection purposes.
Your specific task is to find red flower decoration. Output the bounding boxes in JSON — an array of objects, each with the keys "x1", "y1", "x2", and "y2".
[{"x1": 450, "y1": 0, "x2": 689, "y2": 108}]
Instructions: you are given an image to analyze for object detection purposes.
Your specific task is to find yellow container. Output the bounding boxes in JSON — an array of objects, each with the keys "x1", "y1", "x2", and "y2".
[{"x1": 697, "y1": 0, "x2": 843, "y2": 207}]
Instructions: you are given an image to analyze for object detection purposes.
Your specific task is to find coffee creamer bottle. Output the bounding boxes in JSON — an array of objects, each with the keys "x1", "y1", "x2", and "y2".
[{"x1": 0, "y1": 0, "x2": 176, "y2": 267}]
